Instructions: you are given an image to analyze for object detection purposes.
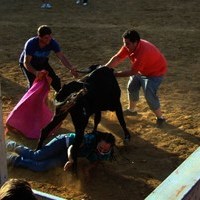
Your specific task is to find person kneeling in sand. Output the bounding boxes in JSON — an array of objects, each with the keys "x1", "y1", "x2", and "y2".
[{"x1": 6, "y1": 131, "x2": 115, "y2": 174}]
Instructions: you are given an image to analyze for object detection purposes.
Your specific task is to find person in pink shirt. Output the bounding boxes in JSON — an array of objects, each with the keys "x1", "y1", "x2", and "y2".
[{"x1": 105, "y1": 29, "x2": 167, "y2": 127}]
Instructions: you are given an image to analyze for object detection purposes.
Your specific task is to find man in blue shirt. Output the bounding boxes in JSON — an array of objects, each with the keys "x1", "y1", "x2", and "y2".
[
  {"x1": 19, "y1": 25, "x2": 78, "y2": 92},
  {"x1": 6, "y1": 131, "x2": 115, "y2": 173}
]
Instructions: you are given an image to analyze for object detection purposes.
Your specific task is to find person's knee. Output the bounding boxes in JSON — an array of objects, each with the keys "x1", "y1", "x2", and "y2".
[
  {"x1": 145, "y1": 94, "x2": 160, "y2": 111},
  {"x1": 130, "y1": 93, "x2": 139, "y2": 102}
]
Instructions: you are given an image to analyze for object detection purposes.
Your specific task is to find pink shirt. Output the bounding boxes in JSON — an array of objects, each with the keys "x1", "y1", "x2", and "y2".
[{"x1": 116, "y1": 39, "x2": 167, "y2": 76}]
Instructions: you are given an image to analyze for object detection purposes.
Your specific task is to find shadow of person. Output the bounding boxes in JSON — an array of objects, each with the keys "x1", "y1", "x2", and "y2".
[
  {"x1": 152, "y1": 120, "x2": 200, "y2": 146},
  {"x1": 0, "y1": 75, "x2": 26, "y2": 104}
]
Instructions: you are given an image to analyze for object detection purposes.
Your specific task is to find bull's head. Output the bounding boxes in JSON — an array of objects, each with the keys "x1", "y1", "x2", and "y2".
[{"x1": 54, "y1": 87, "x2": 88, "y2": 114}]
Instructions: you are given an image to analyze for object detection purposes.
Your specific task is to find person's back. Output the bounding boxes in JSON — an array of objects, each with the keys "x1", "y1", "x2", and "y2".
[{"x1": 0, "y1": 179, "x2": 37, "y2": 200}]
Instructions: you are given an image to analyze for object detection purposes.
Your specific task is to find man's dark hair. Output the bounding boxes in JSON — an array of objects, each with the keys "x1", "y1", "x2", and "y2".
[
  {"x1": 122, "y1": 29, "x2": 140, "y2": 43},
  {"x1": 0, "y1": 179, "x2": 37, "y2": 200},
  {"x1": 96, "y1": 131, "x2": 116, "y2": 147},
  {"x1": 37, "y1": 25, "x2": 52, "y2": 37}
]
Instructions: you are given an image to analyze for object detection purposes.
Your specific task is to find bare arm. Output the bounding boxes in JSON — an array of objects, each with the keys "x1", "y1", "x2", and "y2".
[
  {"x1": 24, "y1": 55, "x2": 49, "y2": 79},
  {"x1": 24, "y1": 55, "x2": 38, "y2": 76},
  {"x1": 56, "y1": 51, "x2": 78, "y2": 78},
  {"x1": 63, "y1": 145, "x2": 74, "y2": 171},
  {"x1": 105, "y1": 55, "x2": 123, "y2": 68}
]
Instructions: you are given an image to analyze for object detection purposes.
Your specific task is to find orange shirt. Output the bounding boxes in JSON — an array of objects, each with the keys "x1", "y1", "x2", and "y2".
[{"x1": 116, "y1": 39, "x2": 167, "y2": 76}]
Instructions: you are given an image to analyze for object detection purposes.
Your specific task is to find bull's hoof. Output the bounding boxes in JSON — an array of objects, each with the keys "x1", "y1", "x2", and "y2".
[{"x1": 124, "y1": 134, "x2": 131, "y2": 142}]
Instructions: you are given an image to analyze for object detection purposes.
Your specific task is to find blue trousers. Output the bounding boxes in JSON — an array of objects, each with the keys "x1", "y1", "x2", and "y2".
[
  {"x1": 127, "y1": 75, "x2": 163, "y2": 111},
  {"x1": 14, "y1": 134, "x2": 68, "y2": 172}
]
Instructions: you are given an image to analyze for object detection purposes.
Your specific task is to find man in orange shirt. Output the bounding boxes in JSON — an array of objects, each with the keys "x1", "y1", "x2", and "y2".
[{"x1": 105, "y1": 29, "x2": 167, "y2": 126}]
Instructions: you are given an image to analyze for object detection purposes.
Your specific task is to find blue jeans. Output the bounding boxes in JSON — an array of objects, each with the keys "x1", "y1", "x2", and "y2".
[
  {"x1": 127, "y1": 75, "x2": 163, "y2": 111},
  {"x1": 14, "y1": 134, "x2": 68, "y2": 172}
]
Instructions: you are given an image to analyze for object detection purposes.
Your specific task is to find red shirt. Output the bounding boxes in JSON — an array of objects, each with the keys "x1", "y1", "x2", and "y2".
[{"x1": 116, "y1": 39, "x2": 167, "y2": 76}]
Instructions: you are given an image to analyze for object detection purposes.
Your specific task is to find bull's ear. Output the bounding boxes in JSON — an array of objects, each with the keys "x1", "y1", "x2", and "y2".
[{"x1": 88, "y1": 64, "x2": 100, "y2": 72}]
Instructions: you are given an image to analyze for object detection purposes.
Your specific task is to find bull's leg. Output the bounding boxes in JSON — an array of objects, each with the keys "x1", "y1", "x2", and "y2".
[
  {"x1": 115, "y1": 102, "x2": 131, "y2": 141},
  {"x1": 70, "y1": 111, "x2": 89, "y2": 175},
  {"x1": 71, "y1": 128, "x2": 85, "y2": 176},
  {"x1": 93, "y1": 111, "x2": 101, "y2": 132},
  {"x1": 36, "y1": 112, "x2": 68, "y2": 150}
]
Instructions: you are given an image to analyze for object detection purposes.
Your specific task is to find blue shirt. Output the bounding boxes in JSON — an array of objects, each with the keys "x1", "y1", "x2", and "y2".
[
  {"x1": 66, "y1": 133, "x2": 111, "y2": 162},
  {"x1": 19, "y1": 36, "x2": 61, "y2": 67}
]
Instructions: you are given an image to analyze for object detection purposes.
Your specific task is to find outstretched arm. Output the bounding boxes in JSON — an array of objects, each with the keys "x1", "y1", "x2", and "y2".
[
  {"x1": 56, "y1": 51, "x2": 78, "y2": 78},
  {"x1": 105, "y1": 55, "x2": 122, "y2": 68}
]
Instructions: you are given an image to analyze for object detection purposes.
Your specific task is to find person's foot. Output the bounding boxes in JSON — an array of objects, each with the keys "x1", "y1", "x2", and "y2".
[
  {"x1": 46, "y1": 3, "x2": 52, "y2": 9},
  {"x1": 41, "y1": 3, "x2": 46, "y2": 8},
  {"x1": 7, "y1": 153, "x2": 18, "y2": 167},
  {"x1": 6, "y1": 140, "x2": 19, "y2": 152},
  {"x1": 123, "y1": 109, "x2": 138, "y2": 116},
  {"x1": 156, "y1": 117, "x2": 166, "y2": 127},
  {"x1": 83, "y1": 2, "x2": 88, "y2": 6},
  {"x1": 76, "y1": 0, "x2": 81, "y2": 4},
  {"x1": 124, "y1": 133, "x2": 131, "y2": 142}
]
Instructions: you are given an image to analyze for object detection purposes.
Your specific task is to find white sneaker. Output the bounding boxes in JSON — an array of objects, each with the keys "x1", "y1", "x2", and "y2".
[
  {"x1": 41, "y1": 3, "x2": 46, "y2": 8},
  {"x1": 76, "y1": 0, "x2": 81, "y2": 4},
  {"x1": 7, "y1": 152, "x2": 18, "y2": 166},
  {"x1": 6, "y1": 140, "x2": 19, "y2": 152},
  {"x1": 83, "y1": 2, "x2": 88, "y2": 6},
  {"x1": 46, "y1": 3, "x2": 52, "y2": 9}
]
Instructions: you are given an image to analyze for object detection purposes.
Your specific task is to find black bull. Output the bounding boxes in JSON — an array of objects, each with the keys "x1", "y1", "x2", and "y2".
[{"x1": 37, "y1": 65, "x2": 130, "y2": 152}]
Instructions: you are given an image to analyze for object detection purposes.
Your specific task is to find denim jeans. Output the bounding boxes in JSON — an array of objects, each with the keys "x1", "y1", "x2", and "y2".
[
  {"x1": 14, "y1": 134, "x2": 68, "y2": 172},
  {"x1": 127, "y1": 75, "x2": 163, "y2": 111}
]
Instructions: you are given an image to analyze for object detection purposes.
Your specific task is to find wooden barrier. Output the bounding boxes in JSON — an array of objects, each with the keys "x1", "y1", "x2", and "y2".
[
  {"x1": 0, "y1": 81, "x2": 8, "y2": 186},
  {"x1": 33, "y1": 189, "x2": 66, "y2": 200},
  {"x1": 145, "y1": 147, "x2": 200, "y2": 200}
]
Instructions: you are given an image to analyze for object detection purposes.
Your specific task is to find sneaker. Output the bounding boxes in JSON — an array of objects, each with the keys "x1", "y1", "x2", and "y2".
[
  {"x1": 7, "y1": 153, "x2": 18, "y2": 166},
  {"x1": 156, "y1": 117, "x2": 166, "y2": 127},
  {"x1": 46, "y1": 3, "x2": 52, "y2": 9},
  {"x1": 76, "y1": 0, "x2": 81, "y2": 4},
  {"x1": 41, "y1": 3, "x2": 46, "y2": 8},
  {"x1": 6, "y1": 140, "x2": 19, "y2": 152},
  {"x1": 83, "y1": 2, "x2": 88, "y2": 6},
  {"x1": 123, "y1": 109, "x2": 138, "y2": 116}
]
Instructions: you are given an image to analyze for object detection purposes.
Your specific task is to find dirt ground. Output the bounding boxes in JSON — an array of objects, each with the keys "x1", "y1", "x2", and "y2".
[{"x1": 0, "y1": 0, "x2": 200, "y2": 199}]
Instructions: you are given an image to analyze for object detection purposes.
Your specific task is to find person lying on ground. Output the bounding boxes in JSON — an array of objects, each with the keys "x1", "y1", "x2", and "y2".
[{"x1": 6, "y1": 131, "x2": 115, "y2": 174}]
